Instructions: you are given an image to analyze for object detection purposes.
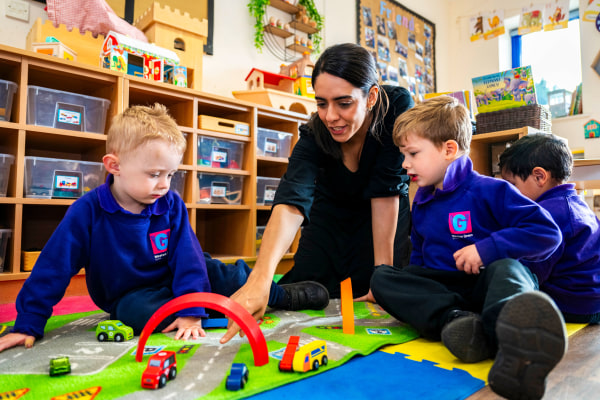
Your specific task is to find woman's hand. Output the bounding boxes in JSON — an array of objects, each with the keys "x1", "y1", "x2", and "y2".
[{"x1": 354, "y1": 289, "x2": 377, "y2": 303}]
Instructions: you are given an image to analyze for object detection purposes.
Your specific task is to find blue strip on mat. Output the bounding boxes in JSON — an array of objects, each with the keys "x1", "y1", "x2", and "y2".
[{"x1": 248, "y1": 350, "x2": 485, "y2": 400}]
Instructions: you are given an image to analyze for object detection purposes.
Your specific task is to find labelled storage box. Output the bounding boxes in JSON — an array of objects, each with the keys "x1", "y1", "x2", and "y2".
[
  {"x1": 197, "y1": 173, "x2": 244, "y2": 205},
  {"x1": 0, "y1": 79, "x2": 17, "y2": 122},
  {"x1": 256, "y1": 176, "x2": 281, "y2": 205},
  {"x1": 198, "y1": 135, "x2": 245, "y2": 169},
  {"x1": 0, "y1": 229, "x2": 12, "y2": 272},
  {"x1": 198, "y1": 115, "x2": 249, "y2": 136},
  {"x1": 170, "y1": 170, "x2": 187, "y2": 198},
  {"x1": 24, "y1": 156, "x2": 105, "y2": 199},
  {"x1": 256, "y1": 128, "x2": 293, "y2": 158},
  {"x1": 27, "y1": 86, "x2": 111, "y2": 134},
  {"x1": 0, "y1": 153, "x2": 15, "y2": 197}
]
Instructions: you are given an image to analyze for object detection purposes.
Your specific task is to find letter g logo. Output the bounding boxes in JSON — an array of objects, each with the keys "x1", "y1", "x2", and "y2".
[
  {"x1": 149, "y1": 229, "x2": 171, "y2": 254},
  {"x1": 448, "y1": 212, "x2": 472, "y2": 234}
]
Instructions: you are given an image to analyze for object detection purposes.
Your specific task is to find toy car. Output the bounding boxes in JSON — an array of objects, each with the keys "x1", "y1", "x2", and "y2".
[
  {"x1": 96, "y1": 320, "x2": 134, "y2": 342},
  {"x1": 292, "y1": 340, "x2": 328, "y2": 372},
  {"x1": 141, "y1": 351, "x2": 177, "y2": 389},
  {"x1": 226, "y1": 363, "x2": 249, "y2": 391},
  {"x1": 279, "y1": 335, "x2": 300, "y2": 371},
  {"x1": 49, "y1": 356, "x2": 71, "y2": 376}
]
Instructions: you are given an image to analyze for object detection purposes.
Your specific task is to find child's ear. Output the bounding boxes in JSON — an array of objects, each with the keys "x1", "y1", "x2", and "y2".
[
  {"x1": 532, "y1": 166, "x2": 549, "y2": 186},
  {"x1": 443, "y1": 140, "x2": 459, "y2": 159},
  {"x1": 103, "y1": 154, "x2": 120, "y2": 175}
]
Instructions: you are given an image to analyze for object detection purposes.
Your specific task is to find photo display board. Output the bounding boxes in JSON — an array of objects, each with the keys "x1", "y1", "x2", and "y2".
[{"x1": 357, "y1": 0, "x2": 436, "y2": 100}]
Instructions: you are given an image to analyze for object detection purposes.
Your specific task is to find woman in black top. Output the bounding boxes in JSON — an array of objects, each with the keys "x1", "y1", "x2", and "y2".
[{"x1": 222, "y1": 43, "x2": 413, "y2": 342}]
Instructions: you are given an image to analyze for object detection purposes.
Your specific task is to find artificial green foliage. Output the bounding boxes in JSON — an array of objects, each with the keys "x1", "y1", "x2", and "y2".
[
  {"x1": 298, "y1": 0, "x2": 323, "y2": 53},
  {"x1": 248, "y1": 0, "x2": 271, "y2": 52}
]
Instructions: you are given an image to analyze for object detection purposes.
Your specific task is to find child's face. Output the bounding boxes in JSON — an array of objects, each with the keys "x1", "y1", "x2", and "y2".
[
  {"x1": 399, "y1": 133, "x2": 450, "y2": 190},
  {"x1": 111, "y1": 140, "x2": 181, "y2": 213},
  {"x1": 501, "y1": 170, "x2": 543, "y2": 201},
  {"x1": 314, "y1": 72, "x2": 375, "y2": 144}
]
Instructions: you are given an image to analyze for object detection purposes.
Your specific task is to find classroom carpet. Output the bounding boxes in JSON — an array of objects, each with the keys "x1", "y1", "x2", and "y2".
[{"x1": 0, "y1": 296, "x2": 586, "y2": 400}]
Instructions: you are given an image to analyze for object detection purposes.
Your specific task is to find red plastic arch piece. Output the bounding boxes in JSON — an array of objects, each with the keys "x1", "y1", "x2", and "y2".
[{"x1": 134, "y1": 292, "x2": 268, "y2": 366}]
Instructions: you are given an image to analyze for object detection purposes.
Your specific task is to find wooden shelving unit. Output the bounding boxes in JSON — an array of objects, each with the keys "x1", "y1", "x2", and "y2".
[{"x1": 0, "y1": 44, "x2": 308, "y2": 292}]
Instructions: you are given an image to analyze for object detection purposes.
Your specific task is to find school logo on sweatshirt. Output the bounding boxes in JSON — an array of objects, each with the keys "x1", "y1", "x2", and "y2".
[
  {"x1": 449, "y1": 211, "x2": 472, "y2": 236},
  {"x1": 149, "y1": 229, "x2": 170, "y2": 260}
]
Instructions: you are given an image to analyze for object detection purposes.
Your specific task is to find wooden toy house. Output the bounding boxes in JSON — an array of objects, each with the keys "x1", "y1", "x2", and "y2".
[
  {"x1": 245, "y1": 68, "x2": 295, "y2": 93},
  {"x1": 134, "y1": 2, "x2": 208, "y2": 90}
]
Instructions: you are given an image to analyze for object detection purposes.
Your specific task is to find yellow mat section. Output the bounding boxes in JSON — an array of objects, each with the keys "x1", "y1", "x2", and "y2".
[{"x1": 381, "y1": 323, "x2": 588, "y2": 383}]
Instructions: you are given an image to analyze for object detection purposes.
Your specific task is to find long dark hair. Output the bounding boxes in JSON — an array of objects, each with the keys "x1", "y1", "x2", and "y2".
[{"x1": 308, "y1": 43, "x2": 389, "y2": 159}]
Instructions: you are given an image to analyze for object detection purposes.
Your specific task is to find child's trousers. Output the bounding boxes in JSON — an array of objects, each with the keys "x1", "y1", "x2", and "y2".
[
  {"x1": 370, "y1": 258, "x2": 538, "y2": 347},
  {"x1": 110, "y1": 253, "x2": 287, "y2": 334}
]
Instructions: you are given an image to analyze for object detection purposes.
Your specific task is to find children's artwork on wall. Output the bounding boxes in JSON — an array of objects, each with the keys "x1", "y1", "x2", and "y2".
[
  {"x1": 584, "y1": 119, "x2": 600, "y2": 139},
  {"x1": 357, "y1": 0, "x2": 436, "y2": 95},
  {"x1": 471, "y1": 15, "x2": 485, "y2": 42},
  {"x1": 518, "y1": 4, "x2": 544, "y2": 35},
  {"x1": 544, "y1": 0, "x2": 569, "y2": 31},
  {"x1": 484, "y1": 10, "x2": 505, "y2": 39},
  {"x1": 583, "y1": 0, "x2": 600, "y2": 23}
]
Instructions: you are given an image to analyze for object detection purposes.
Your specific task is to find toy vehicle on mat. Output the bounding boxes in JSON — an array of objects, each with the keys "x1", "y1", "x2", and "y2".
[
  {"x1": 279, "y1": 335, "x2": 300, "y2": 371},
  {"x1": 96, "y1": 320, "x2": 134, "y2": 342},
  {"x1": 226, "y1": 363, "x2": 249, "y2": 391},
  {"x1": 49, "y1": 356, "x2": 71, "y2": 376},
  {"x1": 292, "y1": 340, "x2": 328, "y2": 372},
  {"x1": 141, "y1": 351, "x2": 177, "y2": 389}
]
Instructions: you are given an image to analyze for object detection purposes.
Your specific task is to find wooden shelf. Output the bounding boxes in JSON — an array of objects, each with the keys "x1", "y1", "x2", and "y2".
[
  {"x1": 289, "y1": 20, "x2": 319, "y2": 34},
  {"x1": 268, "y1": 0, "x2": 300, "y2": 14},
  {"x1": 264, "y1": 24, "x2": 294, "y2": 39},
  {"x1": 287, "y1": 43, "x2": 313, "y2": 54},
  {"x1": 0, "y1": 44, "x2": 309, "y2": 286}
]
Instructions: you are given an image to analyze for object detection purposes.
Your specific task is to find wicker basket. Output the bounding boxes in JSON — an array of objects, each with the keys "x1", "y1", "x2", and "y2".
[{"x1": 475, "y1": 104, "x2": 552, "y2": 134}]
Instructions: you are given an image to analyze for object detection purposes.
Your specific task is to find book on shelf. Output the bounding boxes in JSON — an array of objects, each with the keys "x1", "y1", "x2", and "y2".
[
  {"x1": 424, "y1": 90, "x2": 475, "y2": 118},
  {"x1": 471, "y1": 66, "x2": 537, "y2": 114}
]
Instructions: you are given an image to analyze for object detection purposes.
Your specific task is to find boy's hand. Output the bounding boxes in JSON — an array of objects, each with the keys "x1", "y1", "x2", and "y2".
[
  {"x1": 354, "y1": 289, "x2": 377, "y2": 303},
  {"x1": 162, "y1": 316, "x2": 206, "y2": 340},
  {"x1": 454, "y1": 244, "x2": 484, "y2": 274},
  {"x1": 0, "y1": 332, "x2": 36, "y2": 352}
]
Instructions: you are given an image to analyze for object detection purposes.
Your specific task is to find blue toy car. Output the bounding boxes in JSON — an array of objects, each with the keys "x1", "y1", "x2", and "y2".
[{"x1": 226, "y1": 363, "x2": 249, "y2": 391}]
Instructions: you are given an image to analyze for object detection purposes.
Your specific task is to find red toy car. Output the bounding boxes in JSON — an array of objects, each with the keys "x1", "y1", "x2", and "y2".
[
  {"x1": 279, "y1": 335, "x2": 300, "y2": 372},
  {"x1": 141, "y1": 351, "x2": 177, "y2": 389}
]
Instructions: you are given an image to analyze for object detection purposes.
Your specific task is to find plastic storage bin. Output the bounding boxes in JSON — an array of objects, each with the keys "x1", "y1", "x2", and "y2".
[
  {"x1": 197, "y1": 135, "x2": 245, "y2": 169},
  {"x1": 256, "y1": 128, "x2": 293, "y2": 158},
  {"x1": 27, "y1": 86, "x2": 111, "y2": 134},
  {"x1": 0, "y1": 229, "x2": 12, "y2": 272},
  {"x1": 0, "y1": 79, "x2": 17, "y2": 122},
  {"x1": 170, "y1": 170, "x2": 187, "y2": 198},
  {"x1": 256, "y1": 176, "x2": 281, "y2": 205},
  {"x1": 197, "y1": 173, "x2": 244, "y2": 205},
  {"x1": 24, "y1": 156, "x2": 105, "y2": 199},
  {"x1": 0, "y1": 153, "x2": 14, "y2": 197}
]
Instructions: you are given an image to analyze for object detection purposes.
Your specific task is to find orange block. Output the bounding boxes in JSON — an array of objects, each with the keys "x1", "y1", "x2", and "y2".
[{"x1": 340, "y1": 277, "x2": 355, "y2": 334}]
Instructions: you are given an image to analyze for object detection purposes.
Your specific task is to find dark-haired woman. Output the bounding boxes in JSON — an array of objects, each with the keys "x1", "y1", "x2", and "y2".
[{"x1": 222, "y1": 43, "x2": 413, "y2": 343}]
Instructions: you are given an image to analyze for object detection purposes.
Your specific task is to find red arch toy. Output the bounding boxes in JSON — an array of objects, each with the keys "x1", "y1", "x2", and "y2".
[{"x1": 134, "y1": 292, "x2": 269, "y2": 366}]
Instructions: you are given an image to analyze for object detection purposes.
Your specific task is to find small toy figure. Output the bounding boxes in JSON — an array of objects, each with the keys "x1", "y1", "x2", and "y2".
[
  {"x1": 226, "y1": 363, "x2": 249, "y2": 391},
  {"x1": 96, "y1": 320, "x2": 134, "y2": 342},
  {"x1": 49, "y1": 356, "x2": 71, "y2": 376},
  {"x1": 141, "y1": 351, "x2": 177, "y2": 389}
]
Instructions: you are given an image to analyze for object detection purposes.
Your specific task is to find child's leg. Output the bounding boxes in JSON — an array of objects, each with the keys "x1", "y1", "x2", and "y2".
[
  {"x1": 370, "y1": 264, "x2": 473, "y2": 340},
  {"x1": 111, "y1": 285, "x2": 176, "y2": 335}
]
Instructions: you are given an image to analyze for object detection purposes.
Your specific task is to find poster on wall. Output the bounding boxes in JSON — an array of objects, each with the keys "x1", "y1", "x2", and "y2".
[
  {"x1": 357, "y1": 0, "x2": 436, "y2": 100},
  {"x1": 484, "y1": 10, "x2": 505, "y2": 39},
  {"x1": 543, "y1": 0, "x2": 569, "y2": 31},
  {"x1": 518, "y1": 4, "x2": 544, "y2": 35}
]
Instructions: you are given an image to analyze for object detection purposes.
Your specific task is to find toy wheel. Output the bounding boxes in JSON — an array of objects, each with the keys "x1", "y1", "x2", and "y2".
[
  {"x1": 115, "y1": 334, "x2": 124, "y2": 342},
  {"x1": 169, "y1": 367, "x2": 177, "y2": 380},
  {"x1": 322, "y1": 355, "x2": 328, "y2": 366},
  {"x1": 240, "y1": 376, "x2": 247, "y2": 389},
  {"x1": 158, "y1": 374, "x2": 167, "y2": 388},
  {"x1": 278, "y1": 361, "x2": 284, "y2": 372},
  {"x1": 97, "y1": 332, "x2": 107, "y2": 342},
  {"x1": 312, "y1": 360, "x2": 320, "y2": 371}
]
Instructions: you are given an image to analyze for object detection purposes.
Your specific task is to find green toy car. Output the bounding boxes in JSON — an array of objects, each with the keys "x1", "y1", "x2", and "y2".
[
  {"x1": 49, "y1": 356, "x2": 71, "y2": 376},
  {"x1": 96, "y1": 320, "x2": 134, "y2": 342}
]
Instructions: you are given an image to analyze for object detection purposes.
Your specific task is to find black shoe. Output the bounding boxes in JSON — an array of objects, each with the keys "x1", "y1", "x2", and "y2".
[
  {"x1": 488, "y1": 291, "x2": 567, "y2": 400},
  {"x1": 280, "y1": 281, "x2": 330, "y2": 311},
  {"x1": 441, "y1": 310, "x2": 492, "y2": 363}
]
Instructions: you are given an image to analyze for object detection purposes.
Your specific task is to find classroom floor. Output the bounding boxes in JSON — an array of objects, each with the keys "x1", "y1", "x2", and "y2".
[{"x1": 467, "y1": 323, "x2": 600, "y2": 399}]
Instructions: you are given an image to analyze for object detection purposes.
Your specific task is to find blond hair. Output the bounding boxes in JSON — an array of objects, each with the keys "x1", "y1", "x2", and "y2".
[
  {"x1": 106, "y1": 103, "x2": 186, "y2": 157},
  {"x1": 393, "y1": 96, "x2": 472, "y2": 151}
]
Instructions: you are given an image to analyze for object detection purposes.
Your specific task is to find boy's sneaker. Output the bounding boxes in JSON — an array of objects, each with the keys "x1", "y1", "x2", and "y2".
[
  {"x1": 280, "y1": 281, "x2": 330, "y2": 311},
  {"x1": 442, "y1": 310, "x2": 492, "y2": 363},
  {"x1": 488, "y1": 291, "x2": 568, "y2": 400}
]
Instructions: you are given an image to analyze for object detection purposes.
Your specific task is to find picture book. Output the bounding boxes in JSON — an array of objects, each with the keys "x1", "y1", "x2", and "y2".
[
  {"x1": 471, "y1": 66, "x2": 537, "y2": 114},
  {"x1": 424, "y1": 90, "x2": 475, "y2": 118}
]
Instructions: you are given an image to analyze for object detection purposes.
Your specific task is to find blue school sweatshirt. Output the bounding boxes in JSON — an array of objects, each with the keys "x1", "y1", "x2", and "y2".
[
  {"x1": 410, "y1": 156, "x2": 561, "y2": 271},
  {"x1": 524, "y1": 184, "x2": 600, "y2": 315},
  {"x1": 14, "y1": 175, "x2": 210, "y2": 338}
]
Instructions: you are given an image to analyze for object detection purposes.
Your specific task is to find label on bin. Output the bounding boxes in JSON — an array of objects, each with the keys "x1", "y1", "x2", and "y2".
[
  {"x1": 235, "y1": 124, "x2": 249, "y2": 136},
  {"x1": 264, "y1": 185, "x2": 277, "y2": 204},
  {"x1": 264, "y1": 139, "x2": 278, "y2": 154},
  {"x1": 211, "y1": 182, "x2": 228, "y2": 198},
  {"x1": 211, "y1": 147, "x2": 228, "y2": 164},
  {"x1": 57, "y1": 109, "x2": 82, "y2": 126}
]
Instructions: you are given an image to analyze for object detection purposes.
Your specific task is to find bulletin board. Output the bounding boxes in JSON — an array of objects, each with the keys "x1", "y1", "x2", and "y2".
[{"x1": 357, "y1": 0, "x2": 436, "y2": 100}]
